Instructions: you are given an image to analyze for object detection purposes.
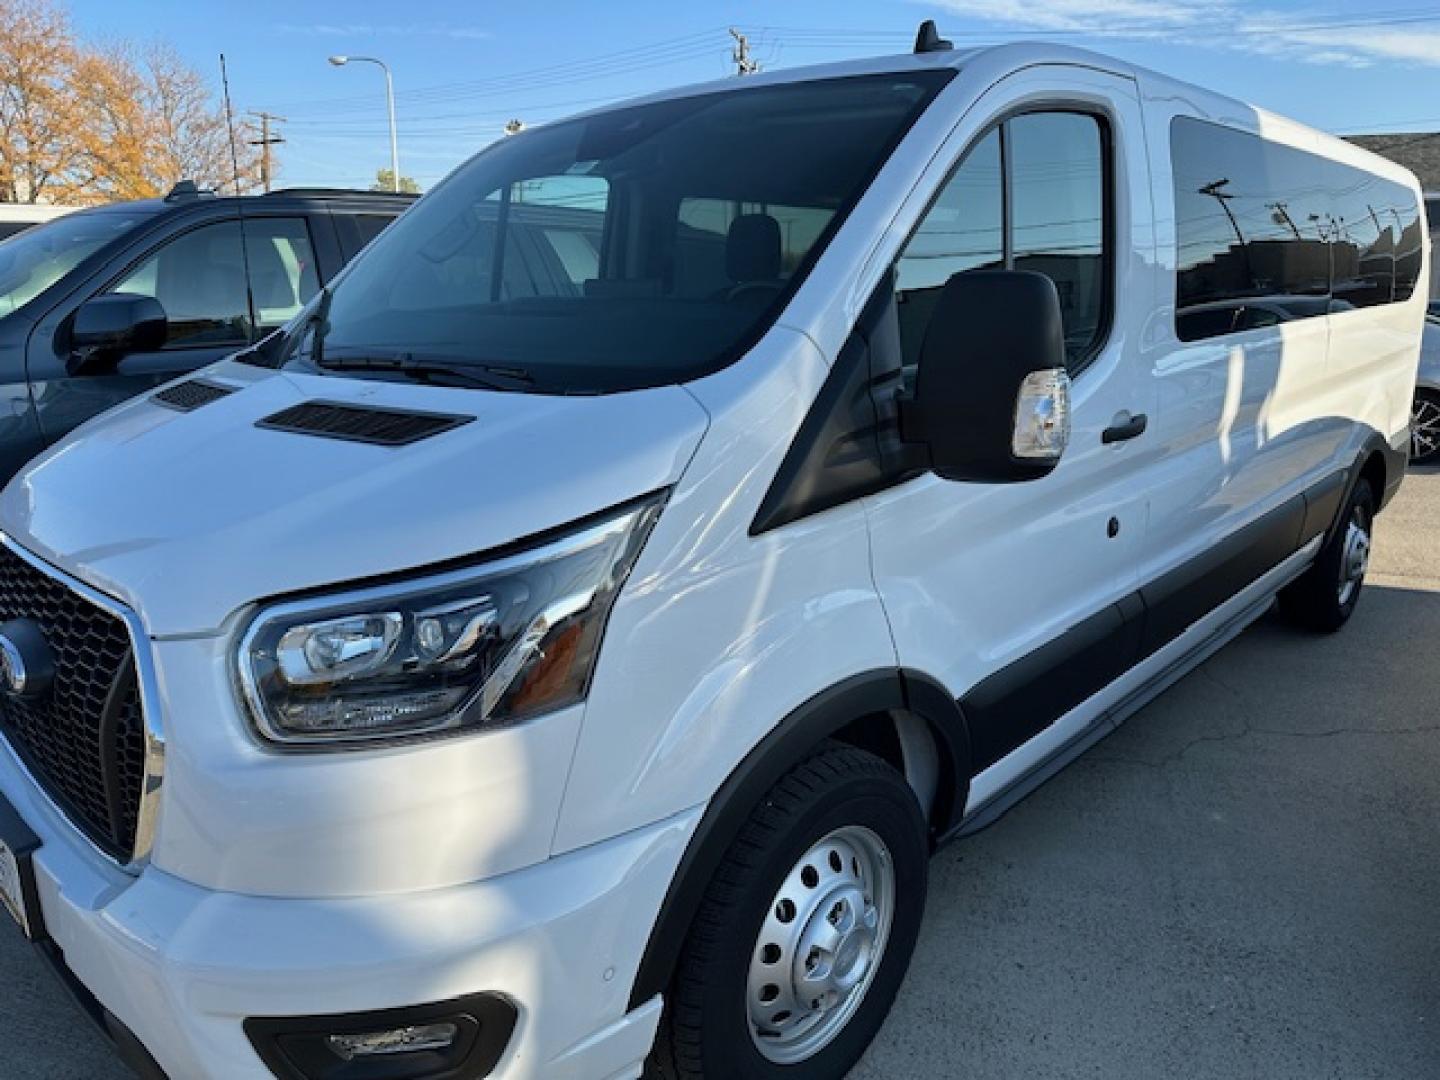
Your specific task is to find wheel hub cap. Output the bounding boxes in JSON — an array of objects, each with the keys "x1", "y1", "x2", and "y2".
[
  {"x1": 1338, "y1": 512, "x2": 1370, "y2": 607},
  {"x1": 747, "y1": 826, "x2": 896, "y2": 1065},
  {"x1": 1413, "y1": 395, "x2": 1440, "y2": 461}
]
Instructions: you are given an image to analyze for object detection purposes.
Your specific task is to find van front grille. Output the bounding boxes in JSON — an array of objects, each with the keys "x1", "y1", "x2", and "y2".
[{"x1": 0, "y1": 545, "x2": 143, "y2": 862}]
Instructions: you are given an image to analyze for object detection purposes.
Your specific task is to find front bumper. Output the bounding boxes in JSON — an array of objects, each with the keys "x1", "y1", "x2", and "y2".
[{"x1": 1, "y1": 738, "x2": 698, "y2": 1079}]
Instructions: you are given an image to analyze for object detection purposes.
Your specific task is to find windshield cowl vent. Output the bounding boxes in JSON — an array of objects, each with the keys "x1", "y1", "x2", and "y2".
[
  {"x1": 153, "y1": 380, "x2": 237, "y2": 412},
  {"x1": 256, "y1": 401, "x2": 473, "y2": 446}
]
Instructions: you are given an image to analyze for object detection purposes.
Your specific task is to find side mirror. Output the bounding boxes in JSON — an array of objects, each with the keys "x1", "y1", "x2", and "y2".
[
  {"x1": 67, "y1": 293, "x2": 168, "y2": 375},
  {"x1": 899, "y1": 270, "x2": 1071, "y2": 482}
]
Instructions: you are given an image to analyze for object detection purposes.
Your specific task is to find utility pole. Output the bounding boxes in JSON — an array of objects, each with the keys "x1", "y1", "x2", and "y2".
[
  {"x1": 247, "y1": 111, "x2": 286, "y2": 192},
  {"x1": 1267, "y1": 201, "x2": 1302, "y2": 240},
  {"x1": 730, "y1": 28, "x2": 759, "y2": 76}
]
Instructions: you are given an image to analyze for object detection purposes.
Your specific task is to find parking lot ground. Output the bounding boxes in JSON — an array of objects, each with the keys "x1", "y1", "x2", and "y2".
[{"x1": 3, "y1": 469, "x2": 1439, "y2": 1080}]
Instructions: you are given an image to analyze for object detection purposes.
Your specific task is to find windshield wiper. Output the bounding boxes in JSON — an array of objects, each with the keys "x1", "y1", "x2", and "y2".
[{"x1": 315, "y1": 352, "x2": 535, "y2": 391}]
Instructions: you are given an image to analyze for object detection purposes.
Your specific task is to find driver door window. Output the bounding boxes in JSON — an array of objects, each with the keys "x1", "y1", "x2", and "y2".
[
  {"x1": 109, "y1": 218, "x2": 318, "y2": 347},
  {"x1": 895, "y1": 111, "x2": 1108, "y2": 371}
]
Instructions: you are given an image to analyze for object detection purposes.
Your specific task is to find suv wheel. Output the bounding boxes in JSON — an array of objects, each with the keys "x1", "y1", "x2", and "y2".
[
  {"x1": 1412, "y1": 388, "x2": 1440, "y2": 465},
  {"x1": 652, "y1": 743, "x2": 928, "y2": 1079}
]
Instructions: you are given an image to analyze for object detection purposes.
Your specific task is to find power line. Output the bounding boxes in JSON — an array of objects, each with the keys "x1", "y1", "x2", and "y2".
[
  {"x1": 246, "y1": 111, "x2": 286, "y2": 192},
  {"x1": 259, "y1": 29, "x2": 731, "y2": 116}
]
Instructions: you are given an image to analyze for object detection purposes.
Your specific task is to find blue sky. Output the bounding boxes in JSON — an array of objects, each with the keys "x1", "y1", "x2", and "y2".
[{"x1": 64, "y1": 0, "x2": 1440, "y2": 191}]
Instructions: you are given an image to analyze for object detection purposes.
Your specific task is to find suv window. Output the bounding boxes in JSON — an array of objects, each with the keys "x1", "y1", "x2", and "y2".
[
  {"x1": 896, "y1": 111, "x2": 1109, "y2": 371},
  {"x1": 111, "y1": 217, "x2": 318, "y2": 347},
  {"x1": 351, "y1": 214, "x2": 394, "y2": 250}
]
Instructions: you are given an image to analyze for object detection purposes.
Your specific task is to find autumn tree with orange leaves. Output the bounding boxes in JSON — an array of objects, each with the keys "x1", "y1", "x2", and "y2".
[{"x1": 0, "y1": 0, "x2": 262, "y2": 204}]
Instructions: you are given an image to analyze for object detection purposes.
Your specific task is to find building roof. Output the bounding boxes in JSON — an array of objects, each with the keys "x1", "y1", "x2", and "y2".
[{"x1": 1345, "y1": 134, "x2": 1440, "y2": 193}]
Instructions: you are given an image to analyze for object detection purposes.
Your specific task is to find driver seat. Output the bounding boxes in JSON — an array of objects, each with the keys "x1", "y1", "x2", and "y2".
[{"x1": 725, "y1": 213, "x2": 783, "y2": 288}]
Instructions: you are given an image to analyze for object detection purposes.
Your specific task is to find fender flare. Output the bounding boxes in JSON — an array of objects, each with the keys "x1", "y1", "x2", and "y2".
[{"x1": 627, "y1": 667, "x2": 969, "y2": 1009}]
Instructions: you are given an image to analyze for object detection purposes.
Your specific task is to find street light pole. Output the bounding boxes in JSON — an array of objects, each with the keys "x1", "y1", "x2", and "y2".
[{"x1": 328, "y1": 55, "x2": 399, "y2": 192}]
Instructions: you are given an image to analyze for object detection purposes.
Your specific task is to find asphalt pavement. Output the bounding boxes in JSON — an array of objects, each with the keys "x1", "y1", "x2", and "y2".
[{"x1": 2, "y1": 469, "x2": 1438, "y2": 1079}]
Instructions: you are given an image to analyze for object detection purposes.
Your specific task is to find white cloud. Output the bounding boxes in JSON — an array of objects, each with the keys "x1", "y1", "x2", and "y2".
[{"x1": 924, "y1": 0, "x2": 1440, "y2": 68}]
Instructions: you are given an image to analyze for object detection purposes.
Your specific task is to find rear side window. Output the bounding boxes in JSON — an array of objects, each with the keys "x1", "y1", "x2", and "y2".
[
  {"x1": 896, "y1": 111, "x2": 1109, "y2": 371},
  {"x1": 352, "y1": 214, "x2": 393, "y2": 250},
  {"x1": 1172, "y1": 117, "x2": 1422, "y2": 342}
]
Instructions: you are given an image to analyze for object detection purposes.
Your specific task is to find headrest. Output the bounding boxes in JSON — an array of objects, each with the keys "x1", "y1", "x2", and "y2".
[{"x1": 725, "y1": 213, "x2": 782, "y2": 283}]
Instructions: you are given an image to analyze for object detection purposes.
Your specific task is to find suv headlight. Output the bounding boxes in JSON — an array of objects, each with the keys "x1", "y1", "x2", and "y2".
[{"x1": 237, "y1": 495, "x2": 663, "y2": 748}]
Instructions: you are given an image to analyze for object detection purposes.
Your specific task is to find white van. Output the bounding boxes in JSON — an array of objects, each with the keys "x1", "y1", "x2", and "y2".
[{"x1": 0, "y1": 26, "x2": 1424, "y2": 1080}]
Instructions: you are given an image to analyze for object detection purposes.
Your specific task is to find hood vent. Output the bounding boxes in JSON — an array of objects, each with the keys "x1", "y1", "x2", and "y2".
[
  {"x1": 256, "y1": 400, "x2": 473, "y2": 446},
  {"x1": 153, "y1": 379, "x2": 237, "y2": 412}
]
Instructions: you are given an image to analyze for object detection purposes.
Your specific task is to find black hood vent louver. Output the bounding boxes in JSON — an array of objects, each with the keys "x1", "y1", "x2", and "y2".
[
  {"x1": 256, "y1": 400, "x2": 473, "y2": 446},
  {"x1": 153, "y1": 380, "x2": 237, "y2": 412}
]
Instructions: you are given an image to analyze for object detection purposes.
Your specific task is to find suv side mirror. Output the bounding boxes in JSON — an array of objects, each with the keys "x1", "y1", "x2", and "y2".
[
  {"x1": 899, "y1": 270, "x2": 1071, "y2": 482},
  {"x1": 67, "y1": 293, "x2": 168, "y2": 375}
]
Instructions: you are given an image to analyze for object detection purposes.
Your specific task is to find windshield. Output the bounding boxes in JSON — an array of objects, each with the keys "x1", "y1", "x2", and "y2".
[
  {"x1": 298, "y1": 71, "x2": 952, "y2": 393},
  {"x1": 0, "y1": 209, "x2": 152, "y2": 317}
]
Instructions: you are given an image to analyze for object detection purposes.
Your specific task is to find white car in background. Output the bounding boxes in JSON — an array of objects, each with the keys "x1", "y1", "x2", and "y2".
[
  {"x1": 0, "y1": 202, "x2": 75, "y2": 242},
  {"x1": 1414, "y1": 315, "x2": 1440, "y2": 463}
]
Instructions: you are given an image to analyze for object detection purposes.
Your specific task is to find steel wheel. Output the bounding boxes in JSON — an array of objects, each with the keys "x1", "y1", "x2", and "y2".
[
  {"x1": 1336, "y1": 505, "x2": 1371, "y2": 608},
  {"x1": 1413, "y1": 390, "x2": 1440, "y2": 463},
  {"x1": 746, "y1": 825, "x2": 896, "y2": 1065}
]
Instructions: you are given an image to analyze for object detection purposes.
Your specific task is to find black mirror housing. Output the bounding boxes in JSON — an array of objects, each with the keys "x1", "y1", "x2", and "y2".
[
  {"x1": 68, "y1": 293, "x2": 168, "y2": 375},
  {"x1": 899, "y1": 270, "x2": 1071, "y2": 482}
]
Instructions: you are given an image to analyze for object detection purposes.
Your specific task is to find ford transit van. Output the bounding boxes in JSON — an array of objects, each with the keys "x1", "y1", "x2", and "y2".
[{"x1": 0, "y1": 27, "x2": 1424, "y2": 1080}]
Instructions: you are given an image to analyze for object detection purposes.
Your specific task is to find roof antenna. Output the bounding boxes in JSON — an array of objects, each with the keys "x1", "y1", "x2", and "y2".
[
  {"x1": 219, "y1": 53, "x2": 257, "y2": 341},
  {"x1": 914, "y1": 19, "x2": 953, "y2": 54}
]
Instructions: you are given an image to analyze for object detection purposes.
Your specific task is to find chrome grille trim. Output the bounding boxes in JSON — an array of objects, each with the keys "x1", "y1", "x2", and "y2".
[{"x1": 0, "y1": 534, "x2": 165, "y2": 871}]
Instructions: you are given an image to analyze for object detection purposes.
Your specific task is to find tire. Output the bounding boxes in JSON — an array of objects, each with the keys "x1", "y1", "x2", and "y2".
[
  {"x1": 651, "y1": 742, "x2": 928, "y2": 1080},
  {"x1": 1412, "y1": 388, "x2": 1440, "y2": 465},
  {"x1": 1279, "y1": 477, "x2": 1375, "y2": 632}
]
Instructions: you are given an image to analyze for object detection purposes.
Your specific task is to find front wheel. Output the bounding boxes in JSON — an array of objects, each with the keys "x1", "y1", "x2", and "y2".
[
  {"x1": 1412, "y1": 388, "x2": 1440, "y2": 465},
  {"x1": 1280, "y1": 477, "x2": 1374, "y2": 632},
  {"x1": 652, "y1": 743, "x2": 928, "y2": 1080}
]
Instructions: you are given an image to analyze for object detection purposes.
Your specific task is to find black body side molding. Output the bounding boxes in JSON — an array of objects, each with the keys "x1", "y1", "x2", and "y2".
[{"x1": 959, "y1": 467, "x2": 1354, "y2": 774}]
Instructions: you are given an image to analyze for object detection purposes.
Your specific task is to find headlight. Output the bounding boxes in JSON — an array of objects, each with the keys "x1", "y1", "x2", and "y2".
[{"x1": 238, "y1": 495, "x2": 663, "y2": 748}]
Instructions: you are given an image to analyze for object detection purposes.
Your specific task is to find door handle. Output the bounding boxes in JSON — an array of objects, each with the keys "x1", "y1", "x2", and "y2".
[{"x1": 1102, "y1": 412, "x2": 1148, "y2": 444}]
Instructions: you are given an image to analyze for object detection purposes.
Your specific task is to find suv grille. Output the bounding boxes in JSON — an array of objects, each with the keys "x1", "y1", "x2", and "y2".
[{"x1": 0, "y1": 545, "x2": 143, "y2": 861}]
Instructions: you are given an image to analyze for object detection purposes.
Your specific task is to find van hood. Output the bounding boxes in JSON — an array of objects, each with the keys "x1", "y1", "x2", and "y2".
[{"x1": 0, "y1": 362, "x2": 709, "y2": 636}]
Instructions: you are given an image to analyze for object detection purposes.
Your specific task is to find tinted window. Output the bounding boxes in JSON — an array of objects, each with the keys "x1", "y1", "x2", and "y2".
[
  {"x1": 896, "y1": 128, "x2": 1003, "y2": 367},
  {"x1": 0, "y1": 209, "x2": 151, "y2": 317},
  {"x1": 1010, "y1": 113, "x2": 1106, "y2": 362},
  {"x1": 352, "y1": 214, "x2": 394, "y2": 250},
  {"x1": 251, "y1": 219, "x2": 320, "y2": 328},
  {"x1": 302, "y1": 73, "x2": 952, "y2": 394},
  {"x1": 1173, "y1": 117, "x2": 1421, "y2": 341},
  {"x1": 114, "y1": 222, "x2": 247, "y2": 346},
  {"x1": 112, "y1": 217, "x2": 319, "y2": 346},
  {"x1": 896, "y1": 111, "x2": 1110, "y2": 370}
]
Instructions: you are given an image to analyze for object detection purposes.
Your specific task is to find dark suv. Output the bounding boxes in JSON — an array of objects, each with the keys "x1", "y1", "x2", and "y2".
[{"x1": 0, "y1": 184, "x2": 413, "y2": 480}]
